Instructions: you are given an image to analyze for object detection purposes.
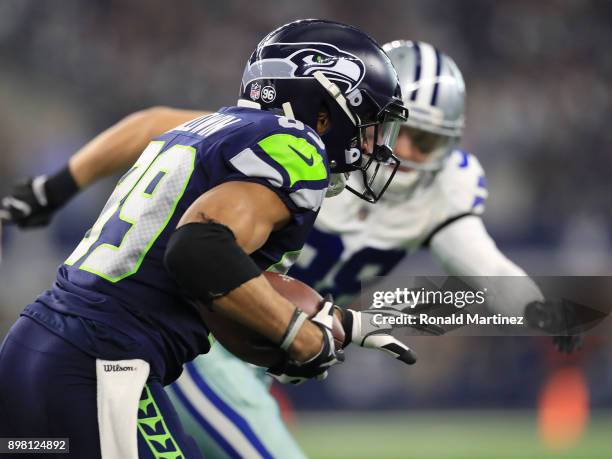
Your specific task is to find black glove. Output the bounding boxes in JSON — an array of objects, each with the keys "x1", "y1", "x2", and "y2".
[
  {"x1": 552, "y1": 335, "x2": 583, "y2": 354},
  {"x1": 525, "y1": 299, "x2": 584, "y2": 354},
  {"x1": 1, "y1": 167, "x2": 79, "y2": 228},
  {"x1": 267, "y1": 296, "x2": 344, "y2": 385}
]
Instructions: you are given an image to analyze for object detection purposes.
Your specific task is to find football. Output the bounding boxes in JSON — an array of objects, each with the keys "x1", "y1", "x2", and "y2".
[{"x1": 199, "y1": 272, "x2": 345, "y2": 367}]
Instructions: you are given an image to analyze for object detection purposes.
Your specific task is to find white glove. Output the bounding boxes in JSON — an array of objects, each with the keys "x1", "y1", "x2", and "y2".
[{"x1": 341, "y1": 306, "x2": 418, "y2": 365}]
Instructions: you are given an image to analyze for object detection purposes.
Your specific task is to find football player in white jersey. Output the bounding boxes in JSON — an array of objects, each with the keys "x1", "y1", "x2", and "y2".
[
  {"x1": 168, "y1": 41, "x2": 579, "y2": 459},
  {"x1": 293, "y1": 40, "x2": 540, "y2": 309},
  {"x1": 1, "y1": 40, "x2": 579, "y2": 459}
]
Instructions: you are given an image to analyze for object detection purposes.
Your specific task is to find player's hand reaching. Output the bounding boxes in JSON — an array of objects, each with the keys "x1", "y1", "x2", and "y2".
[
  {"x1": 1, "y1": 177, "x2": 53, "y2": 227},
  {"x1": 267, "y1": 296, "x2": 345, "y2": 385},
  {"x1": 1, "y1": 168, "x2": 79, "y2": 228},
  {"x1": 552, "y1": 335, "x2": 583, "y2": 354},
  {"x1": 340, "y1": 306, "x2": 418, "y2": 365},
  {"x1": 525, "y1": 299, "x2": 584, "y2": 354}
]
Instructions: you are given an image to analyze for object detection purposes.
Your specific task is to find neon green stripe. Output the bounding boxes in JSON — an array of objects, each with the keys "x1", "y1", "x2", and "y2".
[
  {"x1": 137, "y1": 385, "x2": 185, "y2": 459},
  {"x1": 265, "y1": 249, "x2": 302, "y2": 275},
  {"x1": 257, "y1": 134, "x2": 327, "y2": 186}
]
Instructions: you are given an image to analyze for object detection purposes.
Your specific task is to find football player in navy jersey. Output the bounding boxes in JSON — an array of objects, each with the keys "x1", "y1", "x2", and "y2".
[
  {"x1": 2, "y1": 37, "x2": 580, "y2": 459},
  {"x1": 0, "y1": 20, "x2": 413, "y2": 458},
  {"x1": 1, "y1": 37, "x2": 582, "y2": 459}
]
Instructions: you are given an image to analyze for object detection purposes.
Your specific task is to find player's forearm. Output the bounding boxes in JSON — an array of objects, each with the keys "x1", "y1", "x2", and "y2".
[
  {"x1": 430, "y1": 215, "x2": 544, "y2": 315},
  {"x1": 166, "y1": 182, "x2": 323, "y2": 362},
  {"x1": 69, "y1": 106, "x2": 208, "y2": 188},
  {"x1": 213, "y1": 275, "x2": 323, "y2": 362}
]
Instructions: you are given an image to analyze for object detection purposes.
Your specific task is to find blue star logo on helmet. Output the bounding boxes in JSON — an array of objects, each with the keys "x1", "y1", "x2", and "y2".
[{"x1": 242, "y1": 42, "x2": 366, "y2": 93}]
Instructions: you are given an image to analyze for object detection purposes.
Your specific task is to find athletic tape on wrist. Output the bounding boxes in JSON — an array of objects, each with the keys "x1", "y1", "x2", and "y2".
[{"x1": 279, "y1": 308, "x2": 309, "y2": 351}]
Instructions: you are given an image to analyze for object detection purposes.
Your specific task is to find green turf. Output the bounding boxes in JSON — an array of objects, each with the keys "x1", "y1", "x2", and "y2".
[{"x1": 293, "y1": 411, "x2": 612, "y2": 459}]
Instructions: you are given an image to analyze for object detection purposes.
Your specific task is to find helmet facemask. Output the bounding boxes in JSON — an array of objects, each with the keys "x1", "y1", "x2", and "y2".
[
  {"x1": 380, "y1": 125, "x2": 459, "y2": 199},
  {"x1": 238, "y1": 22, "x2": 411, "y2": 203},
  {"x1": 313, "y1": 71, "x2": 408, "y2": 203},
  {"x1": 395, "y1": 126, "x2": 458, "y2": 172}
]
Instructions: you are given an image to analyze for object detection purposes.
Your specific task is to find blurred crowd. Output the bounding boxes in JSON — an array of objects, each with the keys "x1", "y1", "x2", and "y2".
[{"x1": 0, "y1": 0, "x2": 611, "y2": 410}]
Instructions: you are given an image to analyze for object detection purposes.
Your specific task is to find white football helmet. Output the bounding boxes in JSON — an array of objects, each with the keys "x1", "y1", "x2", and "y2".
[{"x1": 382, "y1": 40, "x2": 466, "y2": 193}]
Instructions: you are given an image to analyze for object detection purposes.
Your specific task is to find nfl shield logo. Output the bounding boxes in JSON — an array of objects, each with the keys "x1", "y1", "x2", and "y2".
[{"x1": 250, "y1": 83, "x2": 261, "y2": 101}]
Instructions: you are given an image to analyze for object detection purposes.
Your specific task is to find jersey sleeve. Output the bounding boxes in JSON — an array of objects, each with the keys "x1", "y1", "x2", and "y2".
[
  {"x1": 220, "y1": 120, "x2": 330, "y2": 223},
  {"x1": 422, "y1": 150, "x2": 488, "y2": 246}
]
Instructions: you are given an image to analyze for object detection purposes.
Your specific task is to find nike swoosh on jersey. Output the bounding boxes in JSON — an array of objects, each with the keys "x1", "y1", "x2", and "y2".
[{"x1": 288, "y1": 144, "x2": 314, "y2": 166}]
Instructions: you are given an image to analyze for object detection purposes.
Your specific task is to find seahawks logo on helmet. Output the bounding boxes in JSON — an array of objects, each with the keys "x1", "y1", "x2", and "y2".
[{"x1": 242, "y1": 42, "x2": 366, "y2": 93}]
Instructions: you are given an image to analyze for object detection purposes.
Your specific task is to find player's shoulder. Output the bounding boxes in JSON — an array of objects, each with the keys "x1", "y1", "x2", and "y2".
[
  {"x1": 221, "y1": 106, "x2": 325, "y2": 153},
  {"x1": 226, "y1": 108, "x2": 329, "y2": 183},
  {"x1": 439, "y1": 149, "x2": 485, "y2": 180},
  {"x1": 434, "y1": 149, "x2": 488, "y2": 215},
  {"x1": 214, "y1": 106, "x2": 329, "y2": 211}
]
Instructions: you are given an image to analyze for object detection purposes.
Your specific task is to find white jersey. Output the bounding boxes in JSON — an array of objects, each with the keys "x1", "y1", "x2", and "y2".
[{"x1": 290, "y1": 150, "x2": 488, "y2": 304}]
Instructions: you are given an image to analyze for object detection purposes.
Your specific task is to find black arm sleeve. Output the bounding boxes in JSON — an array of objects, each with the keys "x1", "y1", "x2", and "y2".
[
  {"x1": 45, "y1": 166, "x2": 80, "y2": 208},
  {"x1": 164, "y1": 222, "x2": 262, "y2": 303}
]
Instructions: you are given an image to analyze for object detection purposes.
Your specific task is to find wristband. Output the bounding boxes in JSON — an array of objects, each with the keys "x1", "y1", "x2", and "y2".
[
  {"x1": 44, "y1": 166, "x2": 80, "y2": 208},
  {"x1": 279, "y1": 308, "x2": 309, "y2": 351},
  {"x1": 339, "y1": 307, "x2": 353, "y2": 348}
]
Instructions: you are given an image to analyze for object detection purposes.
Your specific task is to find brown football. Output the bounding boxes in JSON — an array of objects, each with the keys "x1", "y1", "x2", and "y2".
[{"x1": 199, "y1": 272, "x2": 345, "y2": 367}]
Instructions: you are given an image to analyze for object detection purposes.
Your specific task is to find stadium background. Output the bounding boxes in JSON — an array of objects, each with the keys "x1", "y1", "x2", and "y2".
[{"x1": 1, "y1": 1, "x2": 611, "y2": 457}]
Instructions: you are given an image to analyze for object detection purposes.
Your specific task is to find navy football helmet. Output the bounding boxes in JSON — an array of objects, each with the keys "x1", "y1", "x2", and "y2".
[{"x1": 239, "y1": 19, "x2": 408, "y2": 202}]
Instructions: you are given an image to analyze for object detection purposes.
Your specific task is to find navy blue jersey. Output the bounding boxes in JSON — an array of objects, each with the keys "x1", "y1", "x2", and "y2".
[{"x1": 23, "y1": 106, "x2": 329, "y2": 384}]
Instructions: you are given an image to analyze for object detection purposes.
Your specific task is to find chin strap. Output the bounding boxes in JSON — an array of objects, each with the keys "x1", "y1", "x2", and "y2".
[
  {"x1": 282, "y1": 102, "x2": 295, "y2": 119},
  {"x1": 312, "y1": 71, "x2": 357, "y2": 126}
]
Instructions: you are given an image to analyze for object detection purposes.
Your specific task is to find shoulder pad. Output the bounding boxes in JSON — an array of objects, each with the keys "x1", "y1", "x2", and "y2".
[
  {"x1": 226, "y1": 113, "x2": 329, "y2": 211},
  {"x1": 437, "y1": 150, "x2": 488, "y2": 215}
]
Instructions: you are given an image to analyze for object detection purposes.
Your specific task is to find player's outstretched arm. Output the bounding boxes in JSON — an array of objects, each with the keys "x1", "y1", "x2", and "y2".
[
  {"x1": 430, "y1": 215, "x2": 582, "y2": 352},
  {"x1": 1, "y1": 106, "x2": 207, "y2": 227},
  {"x1": 429, "y1": 215, "x2": 544, "y2": 312},
  {"x1": 69, "y1": 107, "x2": 208, "y2": 188},
  {"x1": 164, "y1": 181, "x2": 343, "y2": 382}
]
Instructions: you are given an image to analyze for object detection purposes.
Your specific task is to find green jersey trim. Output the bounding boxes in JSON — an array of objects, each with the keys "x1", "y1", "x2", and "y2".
[
  {"x1": 257, "y1": 134, "x2": 327, "y2": 187},
  {"x1": 138, "y1": 385, "x2": 185, "y2": 459}
]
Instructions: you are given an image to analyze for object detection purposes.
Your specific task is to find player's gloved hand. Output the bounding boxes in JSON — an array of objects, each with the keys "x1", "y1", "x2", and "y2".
[
  {"x1": 339, "y1": 306, "x2": 417, "y2": 365},
  {"x1": 267, "y1": 296, "x2": 344, "y2": 385},
  {"x1": 524, "y1": 299, "x2": 584, "y2": 354},
  {"x1": 1, "y1": 167, "x2": 79, "y2": 228},
  {"x1": 552, "y1": 335, "x2": 583, "y2": 354}
]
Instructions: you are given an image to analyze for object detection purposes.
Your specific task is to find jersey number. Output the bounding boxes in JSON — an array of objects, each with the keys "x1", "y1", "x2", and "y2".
[
  {"x1": 289, "y1": 227, "x2": 406, "y2": 303},
  {"x1": 65, "y1": 141, "x2": 196, "y2": 282}
]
